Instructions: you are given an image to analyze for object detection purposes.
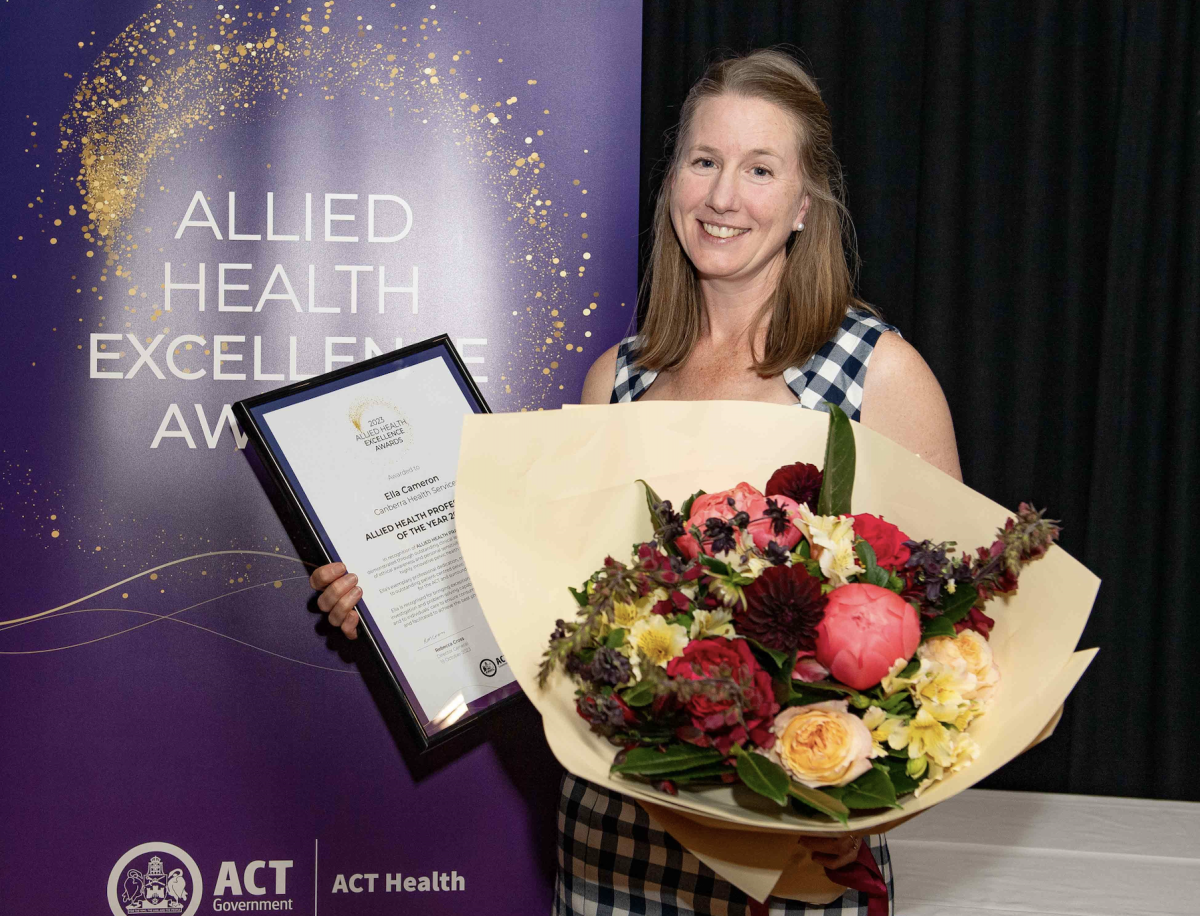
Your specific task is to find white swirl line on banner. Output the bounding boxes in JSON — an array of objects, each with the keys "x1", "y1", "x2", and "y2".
[
  {"x1": 0, "y1": 602, "x2": 354, "y2": 673},
  {"x1": 0, "y1": 549, "x2": 311, "y2": 629},
  {"x1": 0, "y1": 576, "x2": 356, "y2": 674}
]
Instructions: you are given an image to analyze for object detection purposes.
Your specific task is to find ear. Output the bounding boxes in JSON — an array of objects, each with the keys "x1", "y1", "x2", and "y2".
[{"x1": 793, "y1": 194, "x2": 811, "y2": 232}]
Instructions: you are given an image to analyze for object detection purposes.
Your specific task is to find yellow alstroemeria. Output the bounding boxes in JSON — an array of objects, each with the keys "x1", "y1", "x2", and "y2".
[
  {"x1": 906, "y1": 706, "x2": 956, "y2": 769},
  {"x1": 861, "y1": 705, "x2": 911, "y2": 757},
  {"x1": 793, "y1": 504, "x2": 863, "y2": 586},
  {"x1": 911, "y1": 657, "x2": 977, "y2": 728},
  {"x1": 629, "y1": 615, "x2": 689, "y2": 669},
  {"x1": 689, "y1": 608, "x2": 736, "y2": 640},
  {"x1": 915, "y1": 730, "x2": 980, "y2": 797}
]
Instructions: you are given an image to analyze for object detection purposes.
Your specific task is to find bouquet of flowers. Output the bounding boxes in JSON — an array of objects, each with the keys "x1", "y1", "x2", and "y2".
[
  {"x1": 456, "y1": 398, "x2": 1096, "y2": 903},
  {"x1": 537, "y1": 406, "x2": 1060, "y2": 822}
]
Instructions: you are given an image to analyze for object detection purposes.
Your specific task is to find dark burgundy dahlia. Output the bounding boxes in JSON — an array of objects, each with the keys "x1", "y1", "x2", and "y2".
[
  {"x1": 735, "y1": 564, "x2": 826, "y2": 653},
  {"x1": 764, "y1": 462, "x2": 823, "y2": 510}
]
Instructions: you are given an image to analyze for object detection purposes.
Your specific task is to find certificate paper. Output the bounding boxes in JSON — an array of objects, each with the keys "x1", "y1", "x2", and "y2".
[{"x1": 238, "y1": 339, "x2": 519, "y2": 744}]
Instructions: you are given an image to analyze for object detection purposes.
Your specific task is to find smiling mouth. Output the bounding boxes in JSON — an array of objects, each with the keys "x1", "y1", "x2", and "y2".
[{"x1": 701, "y1": 221, "x2": 750, "y2": 239}]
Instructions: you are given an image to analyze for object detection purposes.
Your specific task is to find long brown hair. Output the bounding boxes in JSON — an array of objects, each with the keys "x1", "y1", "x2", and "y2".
[{"x1": 636, "y1": 49, "x2": 867, "y2": 377}]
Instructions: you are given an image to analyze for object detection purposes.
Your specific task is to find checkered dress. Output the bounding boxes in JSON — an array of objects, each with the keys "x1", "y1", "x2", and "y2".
[
  {"x1": 558, "y1": 308, "x2": 901, "y2": 916},
  {"x1": 609, "y1": 308, "x2": 900, "y2": 421}
]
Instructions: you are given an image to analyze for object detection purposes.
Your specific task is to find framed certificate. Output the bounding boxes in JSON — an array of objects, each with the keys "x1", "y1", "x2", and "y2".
[{"x1": 234, "y1": 335, "x2": 521, "y2": 748}]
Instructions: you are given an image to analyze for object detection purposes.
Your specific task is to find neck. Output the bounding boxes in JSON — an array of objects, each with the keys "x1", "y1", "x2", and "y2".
[{"x1": 698, "y1": 250, "x2": 785, "y2": 348}]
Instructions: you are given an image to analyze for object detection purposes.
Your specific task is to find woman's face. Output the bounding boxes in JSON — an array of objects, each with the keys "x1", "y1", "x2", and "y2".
[{"x1": 670, "y1": 93, "x2": 810, "y2": 289}]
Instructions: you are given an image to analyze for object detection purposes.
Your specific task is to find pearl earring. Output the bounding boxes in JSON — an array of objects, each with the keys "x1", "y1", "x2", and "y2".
[{"x1": 795, "y1": 222, "x2": 805, "y2": 232}]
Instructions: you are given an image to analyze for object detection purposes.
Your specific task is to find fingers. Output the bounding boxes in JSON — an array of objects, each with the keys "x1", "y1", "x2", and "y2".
[
  {"x1": 316, "y1": 573, "x2": 358, "y2": 613},
  {"x1": 806, "y1": 836, "x2": 863, "y2": 869},
  {"x1": 309, "y1": 561, "x2": 347, "y2": 590},
  {"x1": 326, "y1": 582, "x2": 363, "y2": 631},
  {"x1": 338, "y1": 607, "x2": 360, "y2": 640}
]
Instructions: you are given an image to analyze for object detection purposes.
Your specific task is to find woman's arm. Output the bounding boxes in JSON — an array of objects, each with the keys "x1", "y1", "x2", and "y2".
[
  {"x1": 580, "y1": 343, "x2": 621, "y2": 405},
  {"x1": 859, "y1": 332, "x2": 963, "y2": 482}
]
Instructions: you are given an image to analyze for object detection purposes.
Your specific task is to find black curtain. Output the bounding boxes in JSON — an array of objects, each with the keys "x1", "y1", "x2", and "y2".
[{"x1": 639, "y1": 1, "x2": 1199, "y2": 801}]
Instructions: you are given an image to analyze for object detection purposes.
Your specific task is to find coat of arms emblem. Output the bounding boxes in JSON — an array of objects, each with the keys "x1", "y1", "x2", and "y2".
[{"x1": 119, "y1": 854, "x2": 188, "y2": 913}]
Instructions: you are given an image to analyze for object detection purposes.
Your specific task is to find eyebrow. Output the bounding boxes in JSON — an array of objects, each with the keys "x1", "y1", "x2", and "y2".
[{"x1": 691, "y1": 144, "x2": 784, "y2": 160}]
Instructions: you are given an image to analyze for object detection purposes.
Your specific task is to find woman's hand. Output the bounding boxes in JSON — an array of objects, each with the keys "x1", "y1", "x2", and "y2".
[
  {"x1": 797, "y1": 834, "x2": 863, "y2": 869},
  {"x1": 309, "y1": 561, "x2": 362, "y2": 639}
]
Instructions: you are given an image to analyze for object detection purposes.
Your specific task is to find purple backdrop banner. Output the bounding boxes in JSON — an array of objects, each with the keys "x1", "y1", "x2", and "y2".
[{"x1": 0, "y1": 1, "x2": 642, "y2": 912}]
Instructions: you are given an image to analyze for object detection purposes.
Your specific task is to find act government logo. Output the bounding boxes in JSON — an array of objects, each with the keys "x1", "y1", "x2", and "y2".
[{"x1": 108, "y1": 843, "x2": 203, "y2": 916}]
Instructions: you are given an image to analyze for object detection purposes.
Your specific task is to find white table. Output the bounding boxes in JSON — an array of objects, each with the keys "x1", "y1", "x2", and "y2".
[{"x1": 887, "y1": 789, "x2": 1200, "y2": 915}]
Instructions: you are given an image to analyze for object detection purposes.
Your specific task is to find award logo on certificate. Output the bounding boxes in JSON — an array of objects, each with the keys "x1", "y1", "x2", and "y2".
[{"x1": 234, "y1": 336, "x2": 520, "y2": 747}]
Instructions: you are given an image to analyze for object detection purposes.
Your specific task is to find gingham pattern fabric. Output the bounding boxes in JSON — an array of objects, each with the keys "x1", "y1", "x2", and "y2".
[
  {"x1": 609, "y1": 309, "x2": 901, "y2": 422},
  {"x1": 554, "y1": 773, "x2": 894, "y2": 916}
]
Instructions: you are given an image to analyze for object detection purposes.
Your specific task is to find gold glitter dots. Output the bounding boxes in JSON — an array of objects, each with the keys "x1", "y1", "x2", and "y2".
[
  {"x1": 573, "y1": 179, "x2": 580, "y2": 186},
  {"x1": 542, "y1": 367, "x2": 550, "y2": 375},
  {"x1": 50, "y1": 238, "x2": 58, "y2": 245},
  {"x1": 149, "y1": 572, "x2": 158, "y2": 580},
  {"x1": 580, "y1": 212, "x2": 588, "y2": 218},
  {"x1": 583, "y1": 252, "x2": 591, "y2": 259},
  {"x1": 51, "y1": 530, "x2": 60, "y2": 538},
  {"x1": 550, "y1": 361, "x2": 559, "y2": 369},
  {"x1": 274, "y1": 580, "x2": 283, "y2": 588}
]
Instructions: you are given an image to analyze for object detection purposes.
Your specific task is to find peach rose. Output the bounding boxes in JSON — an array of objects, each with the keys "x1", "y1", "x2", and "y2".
[
  {"x1": 767, "y1": 699, "x2": 878, "y2": 788},
  {"x1": 919, "y1": 629, "x2": 1000, "y2": 704},
  {"x1": 815, "y1": 584, "x2": 921, "y2": 690}
]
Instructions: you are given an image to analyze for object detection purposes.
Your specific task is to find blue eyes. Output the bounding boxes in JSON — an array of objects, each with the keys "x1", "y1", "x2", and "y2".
[{"x1": 690, "y1": 158, "x2": 773, "y2": 178}]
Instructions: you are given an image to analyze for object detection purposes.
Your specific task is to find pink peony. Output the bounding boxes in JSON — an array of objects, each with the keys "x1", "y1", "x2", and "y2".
[
  {"x1": 675, "y1": 482, "x2": 801, "y2": 559},
  {"x1": 815, "y1": 584, "x2": 921, "y2": 690}
]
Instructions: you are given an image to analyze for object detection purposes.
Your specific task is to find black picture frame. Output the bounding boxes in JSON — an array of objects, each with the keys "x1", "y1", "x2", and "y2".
[{"x1": 234, "y1": 334, "x2": 522, "y2": 750}]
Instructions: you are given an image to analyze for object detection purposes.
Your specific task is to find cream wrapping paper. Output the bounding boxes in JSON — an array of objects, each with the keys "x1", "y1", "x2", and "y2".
[{"x1": 456, "y1": 401, "x2": 1099, "y2": 902}]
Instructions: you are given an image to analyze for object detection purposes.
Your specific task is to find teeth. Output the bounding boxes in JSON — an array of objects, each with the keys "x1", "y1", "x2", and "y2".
[{"x1": 702, "y1": 222, "x2": 749, "y2": 239}]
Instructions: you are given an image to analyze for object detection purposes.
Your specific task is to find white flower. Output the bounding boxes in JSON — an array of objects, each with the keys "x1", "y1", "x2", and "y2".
[
  {"x1": 861, "y1": 705, "x2": 911, "y2": 757},
  {"x1": 629, "y1": 615, "x2": 689, "y2": 669},
  {"x1": 793, "y1": 504, "x2": 863, "y2": 586},
  {"x1": 915, "y1": 730, "x2": 980, "y2": 797},
  {"x1": 689, "y1": 608, "x2": 736, "y2": 640}
]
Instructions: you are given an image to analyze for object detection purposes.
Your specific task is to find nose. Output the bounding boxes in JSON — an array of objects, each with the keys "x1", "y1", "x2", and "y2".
[{"x1": 704, "y1": 165, "x2": 740, "y2": 215}]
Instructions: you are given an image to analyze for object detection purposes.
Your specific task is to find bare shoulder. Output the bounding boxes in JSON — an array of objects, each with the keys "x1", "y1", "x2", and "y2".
[
  {"x1": 859, "y1": 332, "x2": 963, "y2": 481},
  {"x1": 580, "y1": 342, "x2": 621, "y2": 404}
]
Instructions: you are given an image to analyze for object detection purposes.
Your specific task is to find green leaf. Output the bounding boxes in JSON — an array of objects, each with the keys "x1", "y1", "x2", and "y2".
[
  {"x1": 824, "y1": 766, "x2": 901, "y2": 810},
  {"x1": 921, "y1": 616, "x2": 958, "y2": 640},
  {"x1": 855, "y1": 540, "x2": 891, "y2": 587},
  {"x1": 611, "y1": 744, "x2": 724, "y2": 776},
  {"x1": 746, "y1": 639, "x2": 790, "y2": 672},
  {"x1": 875, "y1": 756, "x2": 921, "y2": 796},
  {"x1": 671, "y1": 762, "x2": 736, "y2": 784},
  {"x1": 885, "y1": 573, "x2": 905, "y2": 594},
  {"x1": 899, "y1": 658, "x2": 920, "y2": 678},
  {"x1": 795, "y1": 540, "x2": 812, "y2": 560},
  {"x1": 638, "y1": 479, "x2": 678, "y2": 554},
  {"x1": 937, "y1": 583, "x2": 978, "y2": 625},
  {"x1": 786, "y1": 783, "x2": 850, "y2": 824},
  {"x1": 568, "y1": 586, "x2": 589, "y2": 608},
  {"x1": 731, "y1": 745, "x2": 790, "y2": 806},
  {"x1": 680, "y1": 489, "x2": 706, "y2": 520},
  {"x1": 699, "y1": 555, "x2": 732, "y2": 577},
  {"x1": 620, "y1": 679, "x2": 657, "y2": 708},
  {"x1": 817, "y1": 403, "x2": 856, "y2": 517},
  {"x1": 605, "y1": 628, "x2": 626, "y2": 649}
]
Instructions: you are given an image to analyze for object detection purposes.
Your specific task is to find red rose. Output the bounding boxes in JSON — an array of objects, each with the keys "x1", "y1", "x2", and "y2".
[
  {"x1": 675, "y1": 483, "x2": 801, "y2": 560},
  {"x1": 851, "y1": 513, "x2": 913, "y2": 569},
  {"x1": 765, "y1": 462, "x2": 823, "y2": 510},
  {"x1": 666, "y1": 637, "x2": 779, "y2": 754}
]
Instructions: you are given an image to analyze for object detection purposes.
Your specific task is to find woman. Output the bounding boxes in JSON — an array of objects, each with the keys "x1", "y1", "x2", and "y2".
[{"x1": 312, "y1": 49, "x2": 960, "y2": 915}]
